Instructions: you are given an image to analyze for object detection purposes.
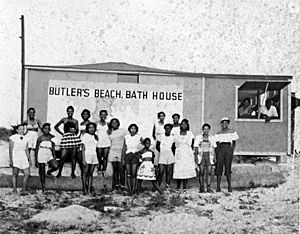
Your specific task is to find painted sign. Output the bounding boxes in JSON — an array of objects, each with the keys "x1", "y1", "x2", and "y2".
[{"x1": 47, "y1": 80, "x2": 184, "y2": 139}]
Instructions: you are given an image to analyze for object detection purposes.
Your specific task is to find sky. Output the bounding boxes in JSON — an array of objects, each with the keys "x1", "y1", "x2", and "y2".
[{"x1": 0, "y1": 0, "x2": 299, "y2": 126}]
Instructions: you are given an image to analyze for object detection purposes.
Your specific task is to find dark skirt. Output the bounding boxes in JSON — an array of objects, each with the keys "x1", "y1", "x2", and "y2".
[{"x1": 215, "y1": 143, "x2": 233, "y2": 176}]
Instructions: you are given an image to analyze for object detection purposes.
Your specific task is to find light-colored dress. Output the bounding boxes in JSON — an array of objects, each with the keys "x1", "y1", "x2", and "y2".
[
  {"x1": 108, "y1": 128, "x2": 127, "y2": 162},
  {"x1": 173, "y1": 131, "x2": 196, "y2": 179},
  {"x1": 171, "y1": 126, "x2": 180, "y2": 136},
  {"x1": 10, "y1": 134, "x2": 29, "y2": 169},
  {"x1": 37, "y1": 140, "x2": 54, "y2": 164},
  {"x1": 137, "y1": 151, "x2": 156, "y2": 180},
  {"x1": 96, "y1": 122, "x2": 111, "y2": 148},
  {"x1": 125, "y1": 134, "x2": 142, "y2": 154},
  {"x1": 153, "y1": 121, "x2": 165, "y2": 165},
  {"x1": 81, "y1": 134, "x2": 98, "y2": 164},
  {"x1": 158, "y1": 135, "x2": 175, "y2": 165}
]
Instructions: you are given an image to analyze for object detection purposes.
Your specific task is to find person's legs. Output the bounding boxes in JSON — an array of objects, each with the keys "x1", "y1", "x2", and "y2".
[
  {"x1": 57, "y1": 148, "x2": 69, "y2": 178},
  {"x1": 38, "y1": 163, "x2": 46, "y2": 191},
  {"x1": 96, "y1": 148, "x2": 103, "y2": 173},
  {"x1": 70, "y1": 148, "x2": 78, "y2": 178},
  {"x1": 151, "y1": 181, "x2": 162, "y2": 194},
  {"x1": 82, "y1": 164, "x2": 88, "y2": 194},
  {"x1": 157, "y1": 164, "x2": 166, "y2": 186},
  {"x1": 87, "y1": 165, "x2": 96, "y2": 194},
  {"x1": 176, "y1": 179, "x2": 182, "y2": 190},
  {"x1": 207, "y1": 165, "x2": 213, "y2": 193},
  {"x1": 22, "y1": 168, "x2": 30, "y2": 193},
  {"x1": 131, "y1": 163, "x2": 138, "y2": 194},
  {"x1": 118, "y1": 162, "x2": 125, "y2": 188},
  {"x1": 215, "y1": 147, "x2": 224, "y2": 192},
  {"x1": 47, "y1": 159, "x2": 58, "y2": 175},
  {"x1": 102, "y1": 147, "x2": 110, "y2": 176},
  {"x1": 166, "y1": 164, "x2": 174, "y2": 186},
  {"x1": 199, "y1": 165, "x2": 205, "y2": 192},
  {"x1": 136, "y1": 179, "x2": 142, "y2": 194},
  {"x1": 182, "y1": 179, "x2": 188, "y2": 190},
  {"x1": 12, "y1": 167, "x2": 19, "y2": 193},
  {"x1": 224, "y1": 147, "x2": 233, "y2": 192},
  {"x1": 111, "y1": 162, "x2": 118, "y2": 190},
  {"x1": 125, "y1": 163, "x2": 132, "y2": 194}
]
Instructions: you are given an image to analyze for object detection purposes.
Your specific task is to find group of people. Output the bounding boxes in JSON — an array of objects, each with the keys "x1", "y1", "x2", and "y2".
[{"x1": 9, "y1": 106, "x2": 239, "y2": 196}]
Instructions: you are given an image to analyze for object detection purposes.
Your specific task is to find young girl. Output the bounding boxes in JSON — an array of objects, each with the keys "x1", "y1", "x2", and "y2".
[
  {"x1": 107, "y1": 118, "x2": 127, "y2": 191},
  {"x1": 156, "y1": 124, "x2": 176, "y2": 189},
  {"x1": 136, "y1": 138, "x2": 161, "y2": 194},
  {"x1": 124, "y1": 124, "x2": 143, "y2": 195},
  {"x1": 35, "y1": 123, "x2": 58, "y2": 192},
  {"x1": 152, "y1": 111, "x2": 166, "y2": 172},
  {"x1": 194, "y1": 123, "x2": 216, "y2": 193},
  {"x1": 23, "y1": 107, "x2": 42, "y2": 173},
  {"x1": 96, "y1": 110, "x2": 110, "y2": 178},
  {"x1": 81, "y1": 122, "x2": 99, "y2": 195},
  {"x1": 173, "y1": 119, "x2": 196, "y2": 191},
  {"x1": 56, "y1": 121, "x2": 82, "y2": 178},
  {"x1": 214, "y1": 117, "x2": 239, "y2": 192},
  {"x1": 171, "y1": 113, "x2": 180, "y2": 136},
  {"x1": 9, "y1": 124, "x2": 31, "y2": 195}
]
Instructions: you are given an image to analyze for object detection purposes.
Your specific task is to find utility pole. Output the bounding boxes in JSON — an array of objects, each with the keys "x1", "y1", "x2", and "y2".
[{"x1": 20, "y1": 15, "x2": 25, "y2": 122}]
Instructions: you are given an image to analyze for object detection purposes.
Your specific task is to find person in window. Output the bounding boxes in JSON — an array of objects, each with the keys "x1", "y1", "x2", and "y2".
[
  {"x1": 238, "y1": 98, "x2": 253, "y2": 118},
  {"x1": 259, "y1": 99, "x2": 278, "y2": 122}
]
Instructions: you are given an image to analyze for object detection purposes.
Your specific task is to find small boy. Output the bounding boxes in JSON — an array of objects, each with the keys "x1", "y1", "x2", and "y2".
[{"x1": 194, "y1": 123, "x2": 216, "y2": 193}]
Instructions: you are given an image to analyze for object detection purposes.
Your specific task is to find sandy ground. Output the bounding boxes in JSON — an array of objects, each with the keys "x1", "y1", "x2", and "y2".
[{"x1": 0, "y1": 154, "x2": 298, "y2": 233}]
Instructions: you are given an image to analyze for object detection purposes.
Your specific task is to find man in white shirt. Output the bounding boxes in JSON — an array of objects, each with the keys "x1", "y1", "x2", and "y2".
[{"x1": 259, "y1": 99, "x2": 279, "y2": 122}]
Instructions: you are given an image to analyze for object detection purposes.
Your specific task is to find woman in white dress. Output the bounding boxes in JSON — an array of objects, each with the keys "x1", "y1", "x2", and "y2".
[
  {"x1": 81, "y1": 122, "x2": 99, "y2": 195},
  {"x1": 214, "y1": 117, "x2": 239, "y2": 192},
  {"x1": 96, "y1": 110, "x2": 111, "y2": 177},
  {"x1": 9, "y1": 124, "x2": 31, "y2": 195},
  {"x1": 173, "y1": 119, "x2": 196, "y2": 191}
]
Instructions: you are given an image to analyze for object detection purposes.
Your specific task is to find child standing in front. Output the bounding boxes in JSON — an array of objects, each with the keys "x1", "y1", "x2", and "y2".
[
  {"x1": 35, "y1": 123, "x2": 58, "y2": 192},
  {"x1": 194, "y1": 123, "x2": 216, "y2": 193},
  {"x1": 9, "y1": 124, "x2": 31, "y2": 195},
  {"x1": 156, "y1": 124, "x2": 176, "y2": 189},
  {"x1": 81, "y1": 122, "x2": 99, "y2": 195},
  {"x1": 124, "y1": 124, "x2": 143, "y2": 195},
  {"x1": 136, "y1": 138, "x2": 161, "y2": 194}
]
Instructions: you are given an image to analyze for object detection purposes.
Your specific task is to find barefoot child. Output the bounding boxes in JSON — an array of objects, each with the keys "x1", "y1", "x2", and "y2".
[
  {"x1": 124, "y1": 124, "x2": 143, "y2": 195},
  {"x1": 81, "y1": 122, "x2": 99, "y2": 195},
  {"x1": 194, "y1": 123, "x2": 216, "y2": 193},
  {"x1": 136, "y1": 138, "x2": 161, "y2": 194},
  {"x1": 35, "y1": 123, "x2": 58, "y2": 192},
  {"x1": 156, "y1": 124, "x2": 176, "y2": 189},
  {"x1": 9, "y1": 124, "x2": 31, "y2": 195}
]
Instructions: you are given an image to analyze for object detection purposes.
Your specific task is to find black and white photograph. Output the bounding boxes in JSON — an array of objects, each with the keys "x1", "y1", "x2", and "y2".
[{"x1": 0, "y1": 0, "x2": 299, "y2": 233}]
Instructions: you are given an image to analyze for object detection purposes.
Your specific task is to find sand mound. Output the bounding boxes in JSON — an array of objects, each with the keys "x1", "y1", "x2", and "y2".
[{"x1": 29, "y1": 204, "x2": 101, "y2": 227}]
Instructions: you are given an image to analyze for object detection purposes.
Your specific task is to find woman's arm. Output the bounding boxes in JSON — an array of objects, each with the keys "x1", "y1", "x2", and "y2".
[
  {"x1": 152, "y1": 125, "x2": 156, "y2": 140},
  {"x1": 156, "y1": 141, "x2": 161, "y2": 152},
  {"x1": 75, "y1": 119, "x2": 79, "y2": 135},
  {"x1": 82, "y1": 144, "x2": 87, "y2": 165},
  {"x1": 232, "y1": 141, "x2": 236, "y2": 151},
  {"x1": 9, "y1": 139, "x2": 13, "y2": 167},
  {"x1": 51, "y1": 141, "x2": 56, "y2": 159},
  {"x1": 25, "y1": 142, "x2": 31, "y2": 166},
  {"x1": 121, "y1": 140, "x2": 127, "y2": 165},
  {"x1": 35, "y1": 138, "x2": 41, "y2": 167},
  {"x1": 54, "y1": 118, "x2": 64, "y2": 135}
]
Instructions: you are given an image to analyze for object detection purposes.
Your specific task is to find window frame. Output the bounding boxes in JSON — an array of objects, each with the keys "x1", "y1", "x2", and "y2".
[{"x1": 235, "y1": 85, "x2": 283, "y2": 123}]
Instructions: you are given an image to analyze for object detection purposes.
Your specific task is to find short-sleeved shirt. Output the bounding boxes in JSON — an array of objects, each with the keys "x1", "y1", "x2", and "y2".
[
  {"x1": 214, "y1": 131, "x2": 239, "y2": 143},
  {"x1": 154, "y1": 121, "x2": 165, "y2": 141},
  {"x1": 159, "y1": 134, "x2": 175, "y2": 150},
  {"x1": 171, "y1": 126, "x2": 180, "y2": 136},
  {"x1": 96, "y1": 122, "x2": 111, "y2": 148},
  {"x1": 125, "y1": 134, "x2": 142, "y2": 154},
  {"x1": 260, "y1": 105, "x2": 278, "y2": 118},
  {"x1": 81, "y1": 134, "x2": 97, "y2": 156},
  {"x1": 194, "y1": 135, "x2": 217, "y2": 152}
]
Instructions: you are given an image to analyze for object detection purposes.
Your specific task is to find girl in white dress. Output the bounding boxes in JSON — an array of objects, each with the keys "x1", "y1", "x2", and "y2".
[
  {"x1": 35, "y1": 123, "x2": 58, "y2": 192},
  {"x1": 156, "y1": 124, "x2": 176, "y2": 189},
  {"x1": 9, "y1": 124, "x2": 31, "y2": 195},
  {"x1": 124, "y1": 123, "x2": 143, "y2": 195},
  {"x1": 96, "y1": 110, "x2": 110, "y2": 178},
  {"x1": 136, "y1": 138, "x2": 161, "y2": 194},
  {"x1": 173, "y1": 119, "x2": 196, "y2": 191},
  {"x1": 81, "y1": 122, "x2": 99, "y2": 195}
]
